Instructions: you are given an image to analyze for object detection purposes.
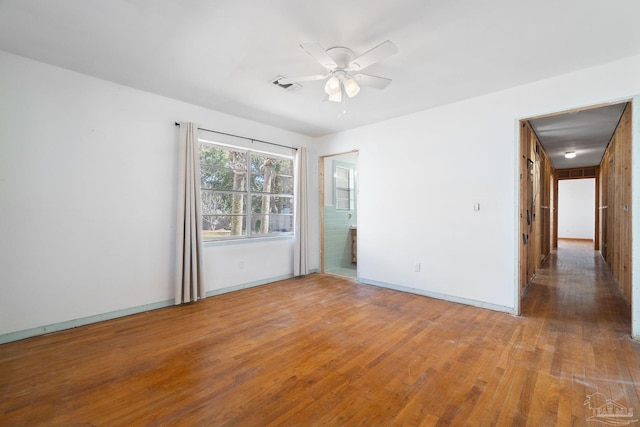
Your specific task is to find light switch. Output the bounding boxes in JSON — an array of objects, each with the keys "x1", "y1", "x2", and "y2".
[{"x1": 474, "y1": 202, "x2": 480, "y2": 211}]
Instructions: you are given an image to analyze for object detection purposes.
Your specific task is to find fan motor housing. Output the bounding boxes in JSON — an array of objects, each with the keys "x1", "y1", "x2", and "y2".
[{"x1": 326, "y1": 47, "x2": 355, "y2": 68}]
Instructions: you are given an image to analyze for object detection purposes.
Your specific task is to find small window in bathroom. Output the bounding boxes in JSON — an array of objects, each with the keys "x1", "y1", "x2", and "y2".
[{"x1": 334, "y1": 165, "x2": 354, "y2": 210}]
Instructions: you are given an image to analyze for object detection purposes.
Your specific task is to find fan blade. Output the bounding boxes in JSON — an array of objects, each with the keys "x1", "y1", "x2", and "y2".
[
  {"x1": 348, "y1": 40, "x2": 397, "y2": 71},
  {"x1": 277, "y1": 74, "x2": 327, "y2": 85},
  {"x1": 353, "y1": 73, "x2": 392, "y2": 89},
  {"x1": 300, "y1": 42, "x2": 338, "y2": 69}
]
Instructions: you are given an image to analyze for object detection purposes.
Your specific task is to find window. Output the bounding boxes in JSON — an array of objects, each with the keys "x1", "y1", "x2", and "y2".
[
  {"x1": 199, "y1": 141, "x2": 294, "y2": 241},
  {"x1": 334, "y1": 164, "x2": 354, "y2": 210}
]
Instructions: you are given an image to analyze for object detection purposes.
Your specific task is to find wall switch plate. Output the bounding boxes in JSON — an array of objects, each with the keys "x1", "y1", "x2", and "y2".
[{"x1": 474, "y1": 203, "x2": 480, "y2": 211}]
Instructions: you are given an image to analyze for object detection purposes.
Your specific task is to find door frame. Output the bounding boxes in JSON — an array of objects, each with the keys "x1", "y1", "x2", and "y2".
[
  {"x1": 516, "y1": 99, "x2": 635, "y2": 329},
  {"x1": 319, "y1": 150, "x2": 359, "y2": 274}
]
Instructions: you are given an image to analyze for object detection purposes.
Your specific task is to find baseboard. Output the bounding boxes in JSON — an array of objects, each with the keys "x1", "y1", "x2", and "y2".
[
  {"x1": 1, "y1": 272, "x2": 318, "y2": 345},
  {"x1": 358, "y1": 277, "x2": 516, "y2": 315},
  {"x1": 205, "y1": 274, "x2": 295, "y2": 297},
  {"x1": 0, "y1": 299, "x2": 174, "y2": 345}
]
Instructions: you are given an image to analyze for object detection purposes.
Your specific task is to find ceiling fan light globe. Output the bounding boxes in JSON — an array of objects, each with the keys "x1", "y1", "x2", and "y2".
[
  {"x1": 344, "y1": 77, "x2": 360, "y2": 98},
  {"x1": 324, "y1": 76, "x2": 341, "y2": 96},
  {"x1": 328, "y1": 90, "x2": 342, "y2": 103}
]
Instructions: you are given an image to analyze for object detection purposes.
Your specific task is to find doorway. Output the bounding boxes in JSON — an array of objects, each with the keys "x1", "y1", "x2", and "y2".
[
  {"x1": 517, "y1": 101, "x2": 632, "y2": 320},
  {"x1": 320, "y1": 151, "x2": 358, "y2": 279},
  {"x1": 557, "y1": 178, "x2": 596, "y2": 242}
]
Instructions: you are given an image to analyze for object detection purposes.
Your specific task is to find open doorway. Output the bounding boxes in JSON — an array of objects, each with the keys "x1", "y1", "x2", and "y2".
[
  {"x1": 557, "y1": 178, "x2": 595, "y2": 242},
  {"x1": 517, "y1": 101, "x2": 632, "y2": 319},
  {"x1": 320, "y1": 151, "x2": 358, "y2": 279}
]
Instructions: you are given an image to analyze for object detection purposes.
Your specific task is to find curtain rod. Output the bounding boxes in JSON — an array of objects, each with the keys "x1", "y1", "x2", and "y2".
[{"x1": 174, "y1": 122, "x2": 297, "y2": 151}]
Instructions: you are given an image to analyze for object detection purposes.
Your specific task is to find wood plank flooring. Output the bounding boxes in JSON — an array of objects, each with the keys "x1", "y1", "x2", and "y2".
[{"x1": 1, "y1": 240, "x2": 639, "y2": 426}]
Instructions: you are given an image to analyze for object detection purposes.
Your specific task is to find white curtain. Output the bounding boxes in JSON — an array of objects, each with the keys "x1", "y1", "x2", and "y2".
[
  {"x1": 175, "y1": 122, "x2": 205, "y2": 304},
  {"x1": 294, "y1": 146, "x2": 310, "y2": 276}
]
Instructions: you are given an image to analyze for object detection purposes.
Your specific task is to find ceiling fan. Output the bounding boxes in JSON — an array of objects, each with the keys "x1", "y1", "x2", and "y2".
[{"x1": 277, "y1": 40, "x2": 398, "y2": 102}]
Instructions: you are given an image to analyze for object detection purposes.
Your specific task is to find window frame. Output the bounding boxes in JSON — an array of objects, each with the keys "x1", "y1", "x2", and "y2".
[
  {"x1": 333, "y1": 162, "x2": 355, "y2": 211},
  {"x1": 199, "y1": 139, "x2": 295, "y2": 242}
]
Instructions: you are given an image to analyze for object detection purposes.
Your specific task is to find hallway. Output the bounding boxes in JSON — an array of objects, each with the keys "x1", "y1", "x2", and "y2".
[
  {"x1": 521, "y1": 239, "x2": 640, "y2": 423},
  {"x1": 523, "y1": 239, "x2": 631, "y2": 325}
]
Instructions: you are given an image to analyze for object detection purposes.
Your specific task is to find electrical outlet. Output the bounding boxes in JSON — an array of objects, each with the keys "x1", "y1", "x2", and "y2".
[
  {"x1": 415, "y1": 263, "x2": 421, "y2": 272},
  {"x1": 239, "y1": 261, "x2": 244, "y2": 270}
]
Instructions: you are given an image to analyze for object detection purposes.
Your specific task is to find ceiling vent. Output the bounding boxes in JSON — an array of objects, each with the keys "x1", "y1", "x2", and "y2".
[{"x1": 271, "y1": 76, "x2": 302, "y2": 92}]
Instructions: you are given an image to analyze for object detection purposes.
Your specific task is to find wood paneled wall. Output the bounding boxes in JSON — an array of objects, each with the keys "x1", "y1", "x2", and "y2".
[
  {"x1": 598, "y1": 103, "x2": 632, "y2": 303},
  {"x1": 557, "y1": 166, "x2": 598, "y2": 180},
  {"x1": 519, "y1": 121, "x2": 555, "y2": 292}
]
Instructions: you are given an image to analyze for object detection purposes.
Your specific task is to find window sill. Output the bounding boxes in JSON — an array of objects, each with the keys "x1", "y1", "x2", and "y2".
[{"x1": 203, "y1": 235, "x2": 294, "y2": 248}]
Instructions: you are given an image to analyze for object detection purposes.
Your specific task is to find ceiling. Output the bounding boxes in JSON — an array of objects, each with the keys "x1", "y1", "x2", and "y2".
[
  {"x1": 1, "y1": 0, "x2": 639, "y2": 137},
  {"x1": 529, "y1": 103, "x2": 627, "y2": 170}
]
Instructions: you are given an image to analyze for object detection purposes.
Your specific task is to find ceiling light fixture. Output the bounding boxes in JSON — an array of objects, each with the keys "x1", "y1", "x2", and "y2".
[
  {"x1": 323, "y1": 74, "x2": 360, "y2": 103},
  {"x1": 564, "y1": 151, "x2": 576, "y2": 159},
  {"x1": 277, "y1": 40, "x2": 397, "y2": 105},
  {"x1": 328, "y1": 89, "x2": 342, "y2": 103},
  {"x1": 343, "y1": 77, "x2": 360, "y2": 98},
  {"x1": 324, "y1": 76, "x2": 340, "y2": 96}
]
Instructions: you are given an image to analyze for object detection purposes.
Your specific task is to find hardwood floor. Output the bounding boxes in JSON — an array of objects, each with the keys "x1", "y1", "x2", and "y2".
[{"x1": 1, "y1": 240, "x2": 638, "y2": 426}]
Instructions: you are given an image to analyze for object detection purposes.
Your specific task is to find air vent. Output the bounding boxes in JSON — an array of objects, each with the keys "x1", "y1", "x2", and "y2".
[{"x1": 271, "y1": 76, "x2": 302, "y2": 92}]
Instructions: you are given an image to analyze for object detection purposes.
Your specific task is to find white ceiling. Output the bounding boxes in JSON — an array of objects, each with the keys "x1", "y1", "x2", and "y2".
[
  {"x1": 1, "y1": 0, "x2": 639, "y2": 137},
  {"x1": 529, "y1": 103, "x2": 627, "y2": 170}
]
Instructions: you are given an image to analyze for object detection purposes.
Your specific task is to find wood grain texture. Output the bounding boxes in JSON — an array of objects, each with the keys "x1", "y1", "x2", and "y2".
[
  {"x1": 2, "y1": 240, "x2": 639, "y2": 426},
  {"x1": 599, "y1": 102, "x2": 632, "y2": 303},
  {"x1": 519, "y1": 120, "x2": 554, "y2": 293}
]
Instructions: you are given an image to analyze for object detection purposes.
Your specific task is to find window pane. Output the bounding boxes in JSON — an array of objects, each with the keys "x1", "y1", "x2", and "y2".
[
  {"x1": 201, "y1": 165, "x2": 238, "y2": 190},
  {"x1": 200, "y1": 144, "x2": 231, "y2": 169},
  {"x1": 202, "y1": 215, "x2": 247, "y2": 240},
  {"x1": 250, "y1": 154, "x2": 293, "y2": 193},
  {"x1": 250, "y1": 214, "x2": 293, "y2": 236},
  {"x1": 275, "y1": 158, "x2": 293, "y2": 175},
  {"x1": 201, "y1": 191, "x2": 246, "y2": 216},
  {"x1": 250, "y1": 195, "x2": 294, "y2": 235},
  {"x1": 335, "y1": 166, "x2": 350, "y2": 189},
  {"x1": 250, "y1": 171, "x2": 266, "y2": 193},
  {"x1": 336, "y1": 189, "x2": 350, "y2": 210},
  {"x1": 251, "y1": 174, "x2": 294, "y2": 194},
  {"x1": 273, "y1": 175, "x2": 293, "y2": 194},
  {"x1": 200, "y1": 144, "x2": 247, "y2": 191},
  {"x1": 251, "y1": 195, "x2": 293, "y2": 214}
]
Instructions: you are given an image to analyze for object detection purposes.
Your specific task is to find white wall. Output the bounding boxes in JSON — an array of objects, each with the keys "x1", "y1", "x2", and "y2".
[
  {"x1": 0, "y1": 51, "x2": 316, "y2": 338},
  {"x1": 558, "y1": 179, "x2": 595, "y2": 239},
  {"x1": 314, "y1": 54, "x2": 640, "y2": 313}
]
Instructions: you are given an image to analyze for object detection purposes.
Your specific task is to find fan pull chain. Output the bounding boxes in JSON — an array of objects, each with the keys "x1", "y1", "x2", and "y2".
[{"x1": 338, "y1": 87, "x2": 347, "y2": 118}]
